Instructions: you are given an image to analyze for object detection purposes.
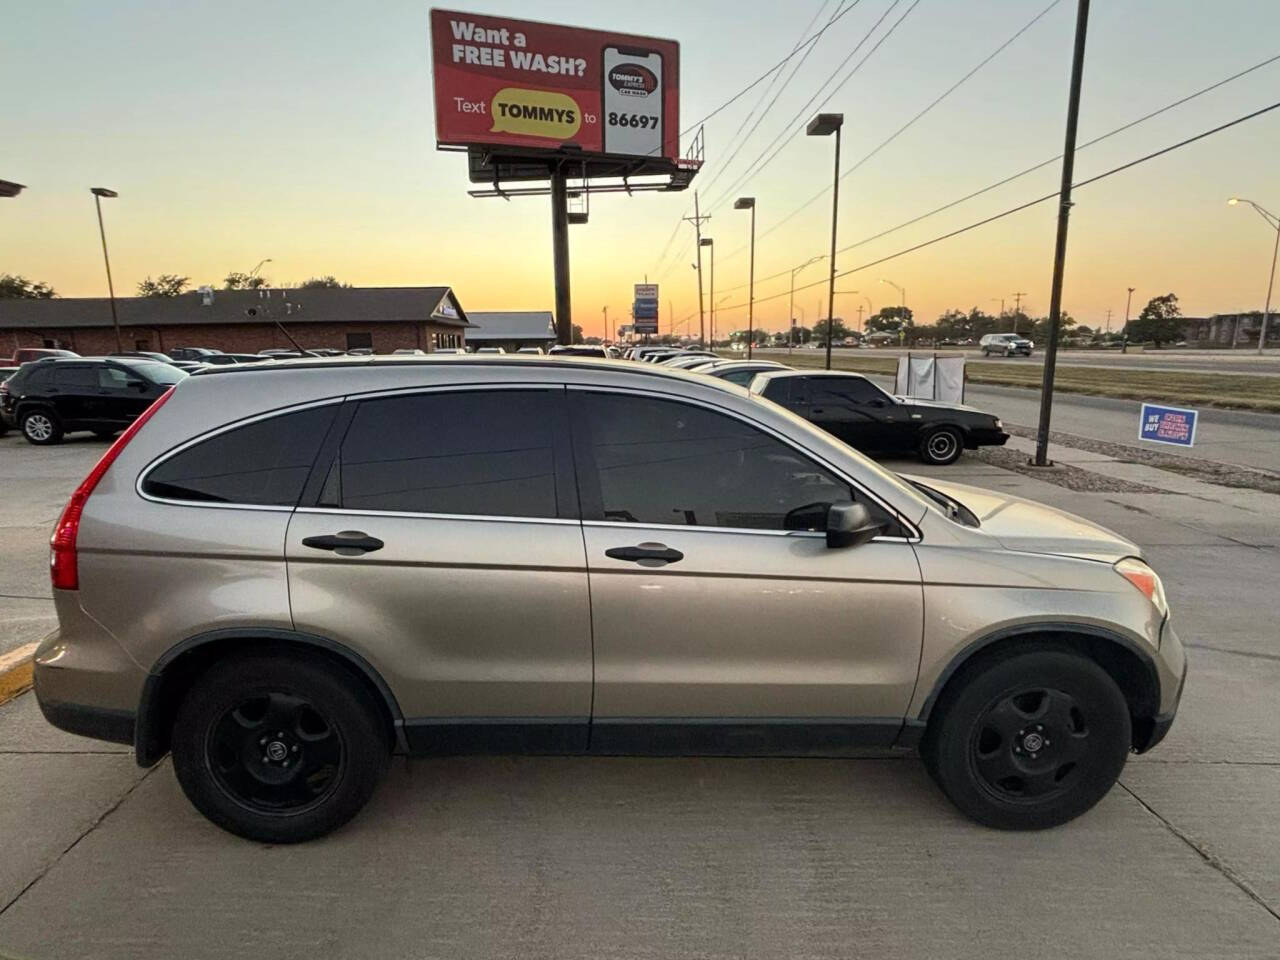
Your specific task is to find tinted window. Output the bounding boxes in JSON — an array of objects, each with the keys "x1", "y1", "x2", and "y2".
[
  {"x1": 578, "y1": 392, "x2": 894, "y2": 531},
  {"x1": 336, "y1": 390, "x2": 560, "y2": 518},
  {"x1": 131, "y1": 362, "x2": 187, "y2": 385},
  {"x1": 143, "y1": 405, "x2": 337, "y2": 505},
  {"x1": 98, "y1": 367, "x2": 134, "y2": 390},
  {"x1": 53, "y1": 366, "x2": 99, "y2": 389},
  {"x1": 760, "y1": 377, "x2": 792, "y2": 404},
  {"x1": 811, "y1": 377, "x2": 886, "y2": 405}
]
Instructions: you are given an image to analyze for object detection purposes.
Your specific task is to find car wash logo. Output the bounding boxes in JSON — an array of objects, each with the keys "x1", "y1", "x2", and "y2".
[{"x1": 608, "y1": 63, "x2": 658, "y2": 97}]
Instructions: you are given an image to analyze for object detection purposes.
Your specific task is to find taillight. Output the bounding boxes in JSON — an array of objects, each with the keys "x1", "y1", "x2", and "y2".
[{"x1": 50, "y1": 387, "x2": 175, "y2": 591}]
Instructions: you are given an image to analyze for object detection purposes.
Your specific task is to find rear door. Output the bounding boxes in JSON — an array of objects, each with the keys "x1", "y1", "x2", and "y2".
[
  {"x1": 570, "y1": 389, "x2": 924, "y2": 753},
  {"x1": 49, "y1": 364, "x2": 100, "y2": 426},
  {"x1": 285, "y1": 386, "x2": 593, "y2": 754}
]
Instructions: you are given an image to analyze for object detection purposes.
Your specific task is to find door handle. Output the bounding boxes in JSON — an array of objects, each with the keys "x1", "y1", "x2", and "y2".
[
  {"x1": 605, "y1": 543, "x2": 684, "y2": 565},
  {"x1": 301, "y1": 531, "x2": 385, "y2": 555},
  {"x1": 811, "y1": 407, "x2": 825, "y2": 414}
]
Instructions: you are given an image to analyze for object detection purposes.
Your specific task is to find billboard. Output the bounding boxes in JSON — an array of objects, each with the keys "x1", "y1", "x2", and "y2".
[{"x1": 431, "y1": 9, "x2": 680, "y2": 162}]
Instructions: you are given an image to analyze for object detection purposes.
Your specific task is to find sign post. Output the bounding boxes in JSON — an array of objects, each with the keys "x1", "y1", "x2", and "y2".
[
  {"x1": 633, "y1": 283, "x2": 659, "y2": 336},
  {"x1": 1138, "y1": 403, "x2": 1197, "y2": 447}
]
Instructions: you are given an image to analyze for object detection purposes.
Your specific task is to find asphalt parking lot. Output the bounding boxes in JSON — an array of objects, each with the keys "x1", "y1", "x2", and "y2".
[{"x1": 1, "y1": 429, "x2": 1279, "y2": 958}]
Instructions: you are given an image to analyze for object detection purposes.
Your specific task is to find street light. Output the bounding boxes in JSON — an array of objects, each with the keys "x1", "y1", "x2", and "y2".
[
  {"x1": 879, "y1": 278, "x2": 906, "y2": 345},
  {"x1": 0, "y1": 180, "x2": 25, "y2": 198},
  {"x1": 90, "y1": 187, "x2": 123, "y2": 352},
  {"x1": 1228, "y1": 197, "x2": 1279, "y2": 354},
  {"x1": 734, "y1": 197, "x2": 757, "y2": 358},
  {"x1": 788, "y1": 255, "x2": 824, "y2": 351},
  {"x1": 700, "y1": 237, "x2": 714, "y2": 350},
  {"x1": 1121, "y1": 286, "x2": 1135, "y2": 353},
  {"x1": 247, "y1": 258, "x2": 273, "y2": 284},
  {"x1": 808, "y1": 112, "x2": 843, "y2": 370}
]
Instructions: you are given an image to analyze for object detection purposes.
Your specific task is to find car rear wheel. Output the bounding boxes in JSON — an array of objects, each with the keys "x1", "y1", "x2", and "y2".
[
  {"x1": 922, "y1": 648, "x2": 1131, "y2": 829},
  {"x1": 919, "y1": 426, "x2": 963, "y2": 465},
  {"x1": 21, "y1": 409, "x2": 62, "y2": 445},
  {"x1": 171, "y1": 654, "x2": 390, "y2": 843}
]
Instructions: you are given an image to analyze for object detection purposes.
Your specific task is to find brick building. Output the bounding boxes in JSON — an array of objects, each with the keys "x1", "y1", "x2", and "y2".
[{"x1": 0, "y1": 286, "x2": 471, "y2": 357}]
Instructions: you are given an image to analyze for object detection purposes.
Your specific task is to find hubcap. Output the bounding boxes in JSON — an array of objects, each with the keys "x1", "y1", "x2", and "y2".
[
  {"x1": 25, "y1": 415, "x2": 52, "y2": 440},
  {"x1": 206, "y1": 691, "x2": 344, "y2": 813},
  {"x1": 928, "y1": 432, "x2": 957, "y2": 461},
  {"x1": 970, "y1": 687, "x2": 1090, "y2": 801}
]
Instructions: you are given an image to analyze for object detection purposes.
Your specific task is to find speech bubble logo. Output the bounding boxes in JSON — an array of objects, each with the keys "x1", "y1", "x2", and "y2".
[{"x1": 490, "y1": 88, "x2": 581, "y2": 140}]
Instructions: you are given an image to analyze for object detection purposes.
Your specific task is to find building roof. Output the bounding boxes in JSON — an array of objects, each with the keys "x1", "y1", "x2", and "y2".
[
  {"x1": 467, "y1": 311, "x2": 556, "y2": 342},
  {"x1": 0, "y1": 286, "x2": 469, "y2": 330}
]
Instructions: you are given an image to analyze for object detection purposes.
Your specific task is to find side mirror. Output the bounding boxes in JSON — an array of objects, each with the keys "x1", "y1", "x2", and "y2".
[{"x1": 826, "y1": 501, "x2": 883, "y2": 549}]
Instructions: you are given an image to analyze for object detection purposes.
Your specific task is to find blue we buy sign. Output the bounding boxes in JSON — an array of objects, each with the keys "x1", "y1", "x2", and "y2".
[{"x1": 1139, "y1": 403, "x2": 1197, "y2": 447}]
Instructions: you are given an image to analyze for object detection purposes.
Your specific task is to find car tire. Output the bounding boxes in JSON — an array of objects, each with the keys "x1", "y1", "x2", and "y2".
[
  {"x1": 171, "y1": 653, "x2": 390, "y2": 843},
  {"x1": 919, "y1": 426, "x2": 964, "y2": 465},
  {"x1": 921, "y1": 648, "x2": 1131, "y2": 830},
  {"x1": 21, "y1": 409, "x2": 63, "y2": 445}
]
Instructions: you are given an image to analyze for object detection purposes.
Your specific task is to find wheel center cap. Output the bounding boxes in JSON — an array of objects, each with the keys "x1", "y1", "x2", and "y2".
[
  {"x1": 265, "y1": 740, "x2": 289, "y2": 762},
  {"x1": 1021, "y1": 732, "x2": 1044, "y2": 753}
]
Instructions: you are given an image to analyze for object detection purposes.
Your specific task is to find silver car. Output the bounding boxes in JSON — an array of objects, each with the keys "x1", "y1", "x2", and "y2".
[{"x1": 34, "y1": 357, "x2": 1185, "y2": 842}]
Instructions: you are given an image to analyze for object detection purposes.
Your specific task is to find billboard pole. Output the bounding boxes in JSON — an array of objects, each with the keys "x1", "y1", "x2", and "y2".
[{"x1": 550, "y1": 164, "x2": 572, "y2": 345}]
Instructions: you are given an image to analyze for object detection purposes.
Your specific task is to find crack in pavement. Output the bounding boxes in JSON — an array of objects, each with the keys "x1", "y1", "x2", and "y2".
[
  {"x1": 0, "y1": 764, "x2": 159, "y2": 919},
  {"x1": 1117, "y1": 780, "x2": 1280, "y2": 925},
  {"x1": 1185, "y1": 642, "x2": 1280, "y2": 663}
]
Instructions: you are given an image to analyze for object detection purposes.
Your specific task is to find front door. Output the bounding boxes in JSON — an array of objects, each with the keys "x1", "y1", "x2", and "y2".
[
  {"x1": 570, "y1": 389, "x2": 924, "y2": 754},
  {"x1": 96, "y1": 364, "x2": 155, "y2": 426},
  {"x1": 286, "y1": 387, "x2": 593, "y2": 753},
  {"x1": 803, "y1": 376, "x2": 901, "y2": 453}
]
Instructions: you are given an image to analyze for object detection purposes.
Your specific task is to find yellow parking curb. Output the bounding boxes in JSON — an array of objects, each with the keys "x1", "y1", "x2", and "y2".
[{"x1": 0, "y1": 642, "x2": 39, "y2": 705}]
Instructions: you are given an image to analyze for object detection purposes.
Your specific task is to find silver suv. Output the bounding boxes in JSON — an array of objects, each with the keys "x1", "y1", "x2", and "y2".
[{"x1": 34, "y1": 357, "x2": 1186, "y2": 842}]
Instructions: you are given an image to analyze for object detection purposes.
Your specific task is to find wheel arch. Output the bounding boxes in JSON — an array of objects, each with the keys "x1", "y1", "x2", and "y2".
[
  {"x1": 135, "y1": 628, "x2": 406, "y2": 767},
  {"x1": 912, "y1": 623, "x2": 1162, "y2": 752}
]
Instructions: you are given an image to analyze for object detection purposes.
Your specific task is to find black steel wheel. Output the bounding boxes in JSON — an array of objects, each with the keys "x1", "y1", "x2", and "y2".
[
  {"x1": 172, "y1": 654, "x2": 390, "y2": 842},
  {"x1": 922, "y1": 647, "x2": 1131, "y2": 829}
]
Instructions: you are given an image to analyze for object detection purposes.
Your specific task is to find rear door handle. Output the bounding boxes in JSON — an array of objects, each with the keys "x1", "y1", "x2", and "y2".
[
  {"x1": 605, "y1": 543, "x2": 684, "y2": 565},
  {"x1": 302, "y1": 531, "x2": 385, "y2": 555}
]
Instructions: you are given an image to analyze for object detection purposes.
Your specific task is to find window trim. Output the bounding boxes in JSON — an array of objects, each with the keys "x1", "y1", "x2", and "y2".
[
  {"x1": 565, "y1": 385, "x2": 920, "y2": 542},
  {"x1": 136, "y1": 398, "x2": 345, "y2": 511},
  {"x1": 302, "y1": 384, "x2": 580, "y2": 522}
]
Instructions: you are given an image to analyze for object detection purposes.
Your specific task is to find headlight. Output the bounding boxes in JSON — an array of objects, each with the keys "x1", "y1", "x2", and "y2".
[
  {"x1": 993, "y1": 418, "x2": 1003, "y2": 429},
  {"x1": 1114, "y1": 557, "x2": 1169, "y2": 619}
]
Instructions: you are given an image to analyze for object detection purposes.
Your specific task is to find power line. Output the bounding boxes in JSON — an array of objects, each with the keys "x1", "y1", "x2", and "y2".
[
  {"x1": 710, "y1": 51, "x2": 1280, "y2": 296},
  {"x1": 707, "y1": 100, "x2": 1280, "y2": 313},
  {"x1": 705, "y1": 0, "x2": 916, "y2": 216}
]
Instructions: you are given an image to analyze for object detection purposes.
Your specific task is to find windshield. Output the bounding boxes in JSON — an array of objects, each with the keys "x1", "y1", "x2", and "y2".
[{"x1": 134, "y1": 362, "x2": 189, "y2": 385}]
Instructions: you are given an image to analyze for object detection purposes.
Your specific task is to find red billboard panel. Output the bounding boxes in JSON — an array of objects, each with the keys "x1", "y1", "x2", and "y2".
[{"x1": 431, "y1": 9, "x2": 680, "y2": 162}]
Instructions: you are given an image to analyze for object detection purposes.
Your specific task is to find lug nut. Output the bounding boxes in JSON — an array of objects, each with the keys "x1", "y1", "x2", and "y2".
[
  {"x1": 259, "y1": 737, "x2": 267, "y2": 746},
  {"x1": 1030, "y1": 752, "x2": 1038, "y2": 759}
]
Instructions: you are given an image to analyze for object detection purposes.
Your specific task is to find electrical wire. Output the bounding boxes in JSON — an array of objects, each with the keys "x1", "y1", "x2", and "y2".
[{"x1": 705, "y1": 100, "x2": 1280, "y2": 313}]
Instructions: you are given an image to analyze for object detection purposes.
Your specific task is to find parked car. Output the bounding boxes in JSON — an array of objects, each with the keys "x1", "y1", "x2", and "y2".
[
  {"x1": 33, "y1": 356, "x2": 1183, "y2": 842},
  {"x1": 516, "y1": 346, "x2": 546, "y2": 355},
  {"x1": 110, "y1": 351, "x2": 174, "y2": 364},
  {"x1": 198, "y1": 353, "x2": 272, "y2": 366},
  {"x1": 8, "y1": 348, "x2": 79, "y2": 365},
  {"x1": 346, "y1": 348, "x2": 373, "y2": 356},
  {"x1": 473, "y1": 347, "x2": 506, "y2": 354},
  {"x1": 168, "y1": 347, "x2": 224, "y2": 362},
  {"x1": 549, "y1": 345, "x2": 609, "y2": 358},
  {"x1": 0, "y1": 367, "x2": 15, "y2": 435},
  {"x1": 662, "y1": 354, "x2": 721, "y2": 369},
  {"x1": 751, "y1": 370, "x2": 1008, "y2": 465},
  {"x1": 979, "y1": 333, "x2": 1034, "y2": 357},
  {"x1": 392, "y1": 349, "x2": 427, "y2": 356},
  {"x1": 698, "y1": 359, "x2": 789, "y2": 386},
  {"x1": 0, "y1": 357, "x2": 187, "y2": 445}
]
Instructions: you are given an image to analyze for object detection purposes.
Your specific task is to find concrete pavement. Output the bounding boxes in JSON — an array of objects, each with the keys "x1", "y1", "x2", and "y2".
[{"x1": 0, "y1": 440, "x2": 1277, "y2": 958}]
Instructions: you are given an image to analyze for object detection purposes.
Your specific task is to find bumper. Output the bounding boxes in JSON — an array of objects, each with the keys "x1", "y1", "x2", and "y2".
[
  {"x1": 35, "y1": 695, "x2": 135, "y2": 745},
  {"x1": 1135, "y1": 619, "x2": 1187, "y2": 752},
  {"x1": 967, "y1": 428, "x2": 1010, "y2": 448}
]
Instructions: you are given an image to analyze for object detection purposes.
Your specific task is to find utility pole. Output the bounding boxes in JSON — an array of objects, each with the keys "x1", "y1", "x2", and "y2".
[
  {"x1": 1011, "y1": 292, "x2": 1026, "y2": 332},
  {"x1": 1121, "y1": 286, "x2": 1135, "y2": 352},
  {"x1": 1105, "y1": 308, "x2": 1112, "y2": 333},
  {"x1": 90, "y1": 187, "x2": 123, "y2": 353},
  {"x1": 857, "y1": 304, "x2": 865, "y2": 331},
  {"x1": 550, "y1": 165, "x2": 572, "y2": 345},
  {"x1": 684, "y1": 192, "x2": 710, "y2": 348},
  {"x1": 602, "y1": 305, "x2": 608, "y2": 344},
  {"x1": 1034, "y1": 0, "x2": 1090, "y2": 467}
]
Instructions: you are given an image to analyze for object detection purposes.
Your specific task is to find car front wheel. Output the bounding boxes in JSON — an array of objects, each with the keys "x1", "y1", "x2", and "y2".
[
  {"x1": 171, "y1": 653, "x2": 390, "y2": 843},
  {"x1": 21, "y1": 409, "x2": 62, "y2": 445},
  {"x1": 922, "y1": 648, "x2": 1131, "y2": 829},
  {"x1": 919, "y1": 426, "x2": 963, "y2": 465}
]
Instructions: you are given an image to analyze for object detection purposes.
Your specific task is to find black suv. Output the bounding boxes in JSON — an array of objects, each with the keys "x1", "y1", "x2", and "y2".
[
  {"x1": 751, "y1": 370, "x2": 1008, "y2": 465},
  {"x1": 0, "y1": 358, "x2": 187, "y2": 445}
]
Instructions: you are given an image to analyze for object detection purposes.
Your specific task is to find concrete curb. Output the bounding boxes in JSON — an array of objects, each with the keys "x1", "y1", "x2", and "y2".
[{"x1": 0, "y1": 642, "x2": 39, "y2": 705}]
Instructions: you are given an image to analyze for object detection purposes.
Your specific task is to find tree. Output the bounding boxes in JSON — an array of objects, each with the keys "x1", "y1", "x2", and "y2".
[
  {"x1": 865, "y1": 305, "x2": 913, "y2": 333},
  {"x1": 813, "y1": 319, "x2": 852, "y2": 344},
  {"x1": 299, "y1": 275, "x2": 349, "y2": 289},
  {"x1": 0, "y1": 274, "x2": 56, "y2": 299},
  {"x1": 137, "y1": 274, "x2": 190, "y2": 297},
  {"x1": 223, "y1": 271, "x2": 268, "y2": 290},
  {"x1": 1030, "y1": 311, "x2": 1076, "y2": 344},
  {"x1": 571, "y1": 324, "x2": 584, "y2": 344},
  {"x1": 1128, "y1": 293, "x2": 1183, "y2": 347}
]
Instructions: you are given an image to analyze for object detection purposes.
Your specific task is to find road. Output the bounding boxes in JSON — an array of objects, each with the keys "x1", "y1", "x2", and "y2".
[{"x1": 1, "y1": 438, "x2": 1279, "y2": 957}]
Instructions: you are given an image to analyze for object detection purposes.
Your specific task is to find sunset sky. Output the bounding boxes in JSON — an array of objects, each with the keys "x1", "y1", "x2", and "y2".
[{"x1": 4, "y1": 0, "x2": 1280, "y2": 338}]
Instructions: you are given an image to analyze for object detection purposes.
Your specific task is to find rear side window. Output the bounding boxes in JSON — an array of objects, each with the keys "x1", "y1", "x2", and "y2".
[
  {"x1": 331, "y1": 389, "x2": 561, "y2": 519},
  {"x1": 811, "y1": 377, "x2": 885, "y2": 405},
  {"x1": 53, "y1": 366, "x2": 99, "y2": 389},
  {"x1": 143, "y1": 405, "x2": 338, "y2": 505},
  {"x1": 760, "y1": 377, "x2": 792, "y2": 404}
]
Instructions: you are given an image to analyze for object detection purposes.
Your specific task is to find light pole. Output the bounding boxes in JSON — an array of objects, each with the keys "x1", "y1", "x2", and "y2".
[
  {"x1": 808, "y1": 112, "x2": 843, "y2": 370},
  {"x1": 734, "y1": 197, "x2": 757, "y2": 358},
  {"x1": 715, "y1": 295, "x2": 732, "y2": 347},
  {"x1": 700, "y1": 237, "x2": 714, "y2": 350},
  {"x1": 787, "y1": 255, "x2": 823, "y2": 353},
  {"x1": 879, "y1": 278, "x2": 906, "y2": 345},
  {"x1": 602, "y1": 305, "x2": 608, "y2": 344},
  {"x1": 90, "y1": 187, "x2": 123, "y2": 352},
  {"x1": 1121, "y1": 286, "x2": 1135, "y2": 352},
  {"x1": 247, "y1": 258, "x2": 272, "y2": 285},
  {"x1": 0, "y1": 180, "x2": 25, "y2": 198},
  {"x1": 1228, "y1": 197, "x2": 1279, "y2": 354}
]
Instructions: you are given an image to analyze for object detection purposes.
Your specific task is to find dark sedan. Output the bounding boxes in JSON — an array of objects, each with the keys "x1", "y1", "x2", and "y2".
[{"x1": 750, "y1": 370, "x2": 1007, "y2": 465}]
